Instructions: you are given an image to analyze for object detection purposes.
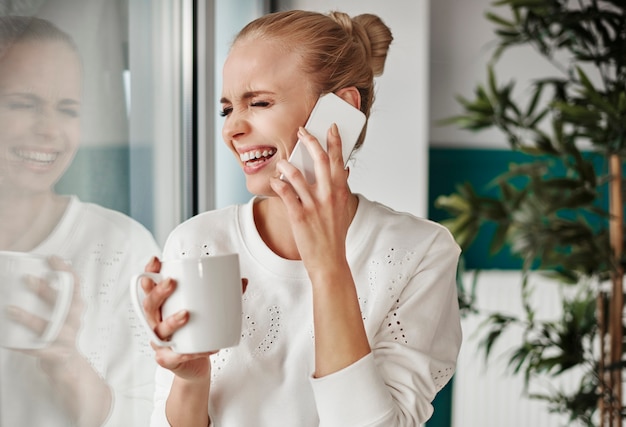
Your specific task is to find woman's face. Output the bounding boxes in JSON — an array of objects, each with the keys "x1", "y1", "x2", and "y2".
[
  {"x1": 0, "y1": 40, "x2": 82, "y2": 197},
  {"x1": 220, "y1": 38, "x2": 317, "y2": 196}
]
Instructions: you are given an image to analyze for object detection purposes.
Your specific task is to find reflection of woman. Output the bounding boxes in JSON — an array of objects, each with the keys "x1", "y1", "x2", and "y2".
[
  {"x1": 144, "y1": 10, "x2": 462, "y2": 427},
  {"x1": 0, "y1": 16, "x2": 158, "y2": 426}
]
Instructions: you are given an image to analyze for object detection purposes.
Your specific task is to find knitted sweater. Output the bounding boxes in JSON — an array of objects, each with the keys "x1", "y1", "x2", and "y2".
[
  {"x1": 151, "y1": 194, "x2": 462, "y2": 427},
  {"x1": 1, "y1": 196, "x2": 160, "y2": 427}
]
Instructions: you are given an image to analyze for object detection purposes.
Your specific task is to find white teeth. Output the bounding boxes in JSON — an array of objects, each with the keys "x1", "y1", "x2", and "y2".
[
  {"x1": 13, "y1": 148, "x2": 58, "y2": 164},
  {"x1": 239, "y1": 149, "x2": 275, "y2": 163}
]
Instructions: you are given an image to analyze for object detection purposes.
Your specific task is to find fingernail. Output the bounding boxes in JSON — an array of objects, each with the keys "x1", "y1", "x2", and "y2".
[
  {"x1": 162, "y1": 279, "x2": 173, "y2": 290},
  {"x1": 298, "y1": 126, "x2": 308, "y2": 136},
  {"x1": 330, "y1": 123, "x2": 339, "y2": 136},
  {"x1": 175, "y1": 310, "x2": 187, "y2": 320}
]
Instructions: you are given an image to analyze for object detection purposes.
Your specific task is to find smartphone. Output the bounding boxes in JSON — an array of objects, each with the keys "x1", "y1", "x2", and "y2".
[{"x1": 283, "y1": 92, "x2": 366, "y2": 184}]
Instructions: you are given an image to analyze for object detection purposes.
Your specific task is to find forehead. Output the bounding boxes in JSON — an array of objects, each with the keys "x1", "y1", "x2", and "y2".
[
  {"x1": 0, "y1": 40, "x2": 82, "y2": 98},
  {"x1": 221, "y1": 38, "x2": 310, "y2": 99}
]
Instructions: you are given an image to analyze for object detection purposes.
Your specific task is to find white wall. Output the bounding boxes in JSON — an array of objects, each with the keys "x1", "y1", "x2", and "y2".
[
  {"x1": 277, "y1": 0, "x2": 430, "y2": 217},
  {"x1": 429, "y1": 0, "x2": 562, "y2": 149}
]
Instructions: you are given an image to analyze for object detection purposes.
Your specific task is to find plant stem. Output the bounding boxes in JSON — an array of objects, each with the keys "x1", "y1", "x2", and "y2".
[
  {"x1": 608, "y1": 153, "x2": 623, "y2": 425},
  {"x1": 597, "y1": 291, "x2": 607, "y2": 424}
]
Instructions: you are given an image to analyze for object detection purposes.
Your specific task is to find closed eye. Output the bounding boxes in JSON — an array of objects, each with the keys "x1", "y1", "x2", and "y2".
[{"x1": 219, "y1": 106, "x2": 233, "y2": 117}]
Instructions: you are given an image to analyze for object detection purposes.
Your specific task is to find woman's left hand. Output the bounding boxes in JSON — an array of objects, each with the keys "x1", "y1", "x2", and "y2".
[{"x1": 271, "y1": 124, "x2": 355, "y2": 272}]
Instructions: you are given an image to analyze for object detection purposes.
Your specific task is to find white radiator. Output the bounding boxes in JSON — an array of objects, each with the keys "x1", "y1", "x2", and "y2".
[{"x1": 451, "y1": 271, "x2": 585, "y2": 427}]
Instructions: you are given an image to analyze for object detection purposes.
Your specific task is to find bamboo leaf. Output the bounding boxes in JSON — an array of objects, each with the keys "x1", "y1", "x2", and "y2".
[
  {"x1": 485, "y1": 11, "x2": 517, "y2": 28},
  {"x1": 525, "y1": 82, "x2": 545, "y2": 117}
]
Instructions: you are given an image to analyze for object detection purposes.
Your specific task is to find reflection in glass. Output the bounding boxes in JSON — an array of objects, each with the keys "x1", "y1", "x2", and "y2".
[{"x1": 0, "y1": 9, "x2": 160, "y2": 427}]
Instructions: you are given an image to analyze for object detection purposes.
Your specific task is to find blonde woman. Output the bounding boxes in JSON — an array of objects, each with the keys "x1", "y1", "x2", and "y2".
[{"x1": 143, "y1": 10, "x2": 461, "y2": 427}]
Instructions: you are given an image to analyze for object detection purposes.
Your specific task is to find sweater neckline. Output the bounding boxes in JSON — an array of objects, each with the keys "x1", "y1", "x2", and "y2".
[
  {"x1": 237, "y1": 194, "x2": 370, "y2": 280},
  {"x1": 32, "y1": 195, "x2": 80, "y2": 255}
]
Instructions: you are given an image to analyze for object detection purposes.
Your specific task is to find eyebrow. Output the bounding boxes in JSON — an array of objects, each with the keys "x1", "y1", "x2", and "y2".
[
  {"x1": 58, "y1": 99, "x2": 81, "y2": 107},
  {"x1": 220, "y1": 90, "x2": 275, "y2": 104},
  {"x1": 2, "y1": 92, "x2": 81, "y2": 106}
]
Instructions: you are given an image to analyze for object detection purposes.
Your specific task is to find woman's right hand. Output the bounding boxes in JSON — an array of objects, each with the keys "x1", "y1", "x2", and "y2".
[{"x1": 141, "y1": 257, "x2": 213, "y2": 383}]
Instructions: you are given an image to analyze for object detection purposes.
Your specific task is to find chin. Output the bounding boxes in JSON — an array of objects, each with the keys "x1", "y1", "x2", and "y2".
[{"x1": 246, "y1": 181, "x2": 276, "y2": 198}]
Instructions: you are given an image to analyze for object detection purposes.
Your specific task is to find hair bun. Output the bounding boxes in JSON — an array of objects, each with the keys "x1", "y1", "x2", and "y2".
[{"x1": 329, "y1": 11, "x2": 393, "y2": 77}]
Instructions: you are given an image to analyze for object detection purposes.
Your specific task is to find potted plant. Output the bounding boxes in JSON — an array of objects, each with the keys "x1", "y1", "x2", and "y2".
[{"x1": 434, "y1": 1, "x2": 625, "y2": 425}]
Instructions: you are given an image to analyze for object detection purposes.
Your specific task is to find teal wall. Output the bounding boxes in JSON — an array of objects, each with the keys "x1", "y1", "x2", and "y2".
[
  {"x1": 428, "y1": 147, "x2": 609, "y2": 270},
  {"x1": 55, "y1": 145, "x2": 154, "y2": 233}
]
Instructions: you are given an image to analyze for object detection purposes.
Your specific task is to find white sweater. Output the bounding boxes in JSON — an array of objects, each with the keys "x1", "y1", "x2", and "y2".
[
  {"x1": 0, "y1": 197, "x2": 160, "y2": 427},
  {"x1": 151, "y1": 194, "x2": 462, "y2": 427}
]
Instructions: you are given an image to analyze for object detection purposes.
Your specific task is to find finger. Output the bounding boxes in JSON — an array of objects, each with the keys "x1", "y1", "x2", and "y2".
[
  {"x1": 153, "y1": 309, "x2": 188, "y2": 341},
  {"x1": 276, "y1": 157, "x2": 308, "y2": 193},
  {"x1": 151, "y1": 344, "x2": 212, "y2": 370},
  {"x1": 47, "y1": 255, "x2": 72, "y2": 272},
  {"x1": 142, "y1": 278, "x2": 177, "y2": 327},
  {"x1": 275, "y1": 157, "x2": 318, "y2": 209},
  {"x1": 141, "y1": 257, "x2": 162, "y2": 293},
  {"x1": 23, "y1": 275, "x2": 57, "y2": 306},
  {"x1": 326, "y1": 123, "x2": 345, "y2": 167},
  {"x1": 47, "y1": 256, "x2": 82, "y2": 303},
  {"x1": 145, "y1": 256, "x2": 162, "y2": 273},
  {"x1": 270, "y1": 175, "x2": 307, "y2": 221},
  {"x1": 326, "y1": 123, "x2": 350, "y2": 182},
  {"x1": 297, "y1": 127, "x2": 332, "y2": 184},
  {"x1": 5, "y1": 305, "x2": 48, "y2": 336}
]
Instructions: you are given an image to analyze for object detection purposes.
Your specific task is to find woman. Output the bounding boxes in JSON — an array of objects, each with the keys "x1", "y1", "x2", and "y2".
[
  {"x1": 144, "y1": 10, "x2": 461, "y2": 427},
  {"x1": 0, "y1": 16, "x2": 159, "y2": 426}
]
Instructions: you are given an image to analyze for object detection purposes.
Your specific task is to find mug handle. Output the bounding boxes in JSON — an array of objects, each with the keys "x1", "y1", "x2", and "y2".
[
  {"x1": 40, "y1": 271, "x2": 74, "y2": 344},
  {"x1": 129, "y1": 272, "x2": 173, "y2": 348}
]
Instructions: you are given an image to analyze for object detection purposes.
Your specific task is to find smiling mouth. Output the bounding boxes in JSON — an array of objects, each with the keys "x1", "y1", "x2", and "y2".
[
  {"x1": 240, "y1": 148, "x2": 276, "y2": 166},
  {"x1": 12, "y1": 148, "x2": 59, "y2": 166}
]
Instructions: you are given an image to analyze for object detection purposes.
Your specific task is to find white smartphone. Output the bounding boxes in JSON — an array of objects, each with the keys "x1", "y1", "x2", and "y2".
[{"x1": 283, "y1": 92, "x2": 366, "y2": 184}]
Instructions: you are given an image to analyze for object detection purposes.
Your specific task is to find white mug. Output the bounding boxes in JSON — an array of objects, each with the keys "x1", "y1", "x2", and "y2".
[
  {"x1": 130, "y1": 254, "x2": 242, "y2": 354},
  {"x1": 0, "y1": 251, "x2": 74, "y2": 350}
]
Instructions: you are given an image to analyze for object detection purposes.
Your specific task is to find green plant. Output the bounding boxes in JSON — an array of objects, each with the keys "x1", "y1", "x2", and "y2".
[{"x1": 435, "y1": 0, "x2": 626, "y2": 425}]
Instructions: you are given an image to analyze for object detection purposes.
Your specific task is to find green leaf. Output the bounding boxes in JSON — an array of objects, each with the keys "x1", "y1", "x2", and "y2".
[
  {"x1": 434, "y1": 193, "x2": 471, "y2": 213},
  {"x1": 525, "y1": 82, "x2": 545, "y2": 117},
  {"x1": 485, "y1": 11, "x2": 517, "y2": 28}
]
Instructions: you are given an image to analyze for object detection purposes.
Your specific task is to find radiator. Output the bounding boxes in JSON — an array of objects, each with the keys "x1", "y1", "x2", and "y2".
[{"x1": 451, "y1": 270, "x2": 586, "y2": 427}]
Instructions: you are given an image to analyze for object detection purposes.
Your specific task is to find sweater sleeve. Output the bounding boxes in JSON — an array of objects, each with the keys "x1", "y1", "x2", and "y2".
[
  {"x1": 99, "y1": 227, "x2": 162, "y2": 427},
  {"x1": 310, "y1": 226, "x2": 462, "y2": 426}
]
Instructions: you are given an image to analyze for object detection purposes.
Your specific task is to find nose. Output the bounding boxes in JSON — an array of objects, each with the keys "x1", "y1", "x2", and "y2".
[
  {"x1": 222, "y1": 110, "x2": 250, "y2": 142},
  {"x1": 33, "y1": 108, "x2": 61, "y2": 140}
]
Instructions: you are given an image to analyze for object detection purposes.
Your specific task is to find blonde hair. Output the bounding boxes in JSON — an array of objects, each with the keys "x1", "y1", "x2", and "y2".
[
  {"x1": 0, "y1": 16, "x2": 78, "y2": 57},
  {"x1": 234, "y1": 10, "x2": 393, "y2": 149}
]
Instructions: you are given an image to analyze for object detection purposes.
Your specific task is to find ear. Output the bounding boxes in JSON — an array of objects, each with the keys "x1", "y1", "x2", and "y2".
[{"x1": 335, "y1": 86, "x2": 361, "y2": 110}]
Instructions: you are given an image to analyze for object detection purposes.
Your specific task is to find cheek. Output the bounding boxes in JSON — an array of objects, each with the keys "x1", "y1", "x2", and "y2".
[
  {"x1": 67, "y1": 123, "x2": 81, "y2": 147},
  {"x1": 265, "y1": 112, "x2": 305, "y2": 148},
  {"x1": 0, "y1": 109, "x2": 33, "y2": 131}
]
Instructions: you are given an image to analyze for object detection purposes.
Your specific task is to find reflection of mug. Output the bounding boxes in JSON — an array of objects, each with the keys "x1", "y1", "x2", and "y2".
[
  {"x1": 0, "y1": 251, "x2": 74, "y2": 350},
  {"x1": 130, "y1": 254, "x2": 242, "y2": 354}
]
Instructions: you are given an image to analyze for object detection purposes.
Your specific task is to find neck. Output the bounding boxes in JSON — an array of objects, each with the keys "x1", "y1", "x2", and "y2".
[
  {"x1": 253, "y1": 193, "x2": 359, "y2": 260},
  {"x1": 0, "y1": 190, "x2": 68, "y2": 252}
]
